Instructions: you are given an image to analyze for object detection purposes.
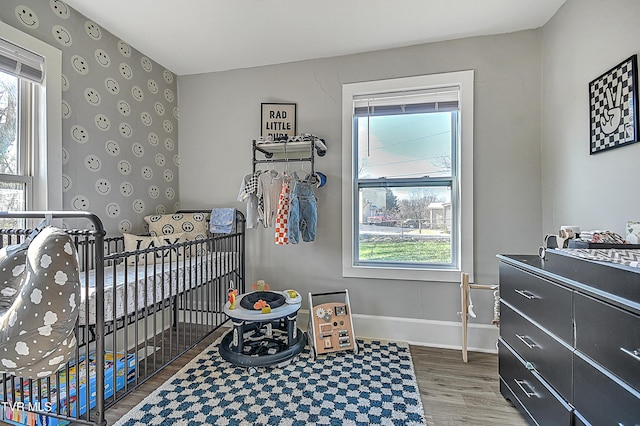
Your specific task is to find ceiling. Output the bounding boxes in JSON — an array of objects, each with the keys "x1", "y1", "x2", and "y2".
[{"x1": 63, "y1": 0, "x2": 566, "y2": 76}]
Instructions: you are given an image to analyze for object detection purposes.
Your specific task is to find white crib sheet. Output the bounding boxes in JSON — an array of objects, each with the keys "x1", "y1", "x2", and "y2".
[{"x1": 78, "y1": 252, "x2": 236, "y2": 325}]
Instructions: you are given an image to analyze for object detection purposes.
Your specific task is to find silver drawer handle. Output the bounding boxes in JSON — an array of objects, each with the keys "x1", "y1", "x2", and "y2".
[
  {"x1": 620, "y1": 347, "x2": 640, "y2": 362},
  {"x1": 514, "y1": 289, "x2": 538, "y2": 300},
  {"x1": 514, "y1": 379, "x2": 537, "y2": 398},
  {"x1": 516, "y1": 334, "x2": 539, "y2": 349}
]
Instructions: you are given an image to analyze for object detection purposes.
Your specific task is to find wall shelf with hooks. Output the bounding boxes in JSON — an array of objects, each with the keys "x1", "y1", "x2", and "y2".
[{"x1": 252, "y1": 138, "x2": 326, "y2": 174}]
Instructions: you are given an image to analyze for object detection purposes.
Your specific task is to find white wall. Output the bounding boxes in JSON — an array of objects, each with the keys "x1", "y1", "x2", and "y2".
[
  {"x1": 178, "y1": 30, "x2": 543, "y2": 349},
  {"x1": 541, "y1": 0, "x2": 640, "y2": 235}
]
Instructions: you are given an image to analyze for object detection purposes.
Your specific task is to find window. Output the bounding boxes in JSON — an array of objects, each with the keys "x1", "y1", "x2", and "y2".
[
  {"x1": 0, "y1": 21, "x2": 62, "y2": 222},
  {"x1": 0, "y1": 67, "x2": 34, "y2": 212},
  {"x1": 341, "y1": 71, "x2": 474, "y2": 282}
]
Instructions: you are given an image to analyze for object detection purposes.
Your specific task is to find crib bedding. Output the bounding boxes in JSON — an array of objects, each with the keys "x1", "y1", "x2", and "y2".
[{"x1": 78, "y1": 252, "x2": 236, "y2": 325}]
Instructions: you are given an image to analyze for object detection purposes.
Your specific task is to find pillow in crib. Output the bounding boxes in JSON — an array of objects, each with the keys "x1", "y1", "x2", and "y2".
[
  {"x1": 144, "y1": 213, "x2": 210, "y2": 255},
  {"x1": 123, "y1": 233, "x2": 187, "y2": 265},
  {"x1": 144, "y1": 213, "x2": 209, "y2": 242}
]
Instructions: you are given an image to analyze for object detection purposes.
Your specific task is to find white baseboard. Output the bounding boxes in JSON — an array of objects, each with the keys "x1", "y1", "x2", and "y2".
[{"x1": 296, "y1": 309, "x2": 498, "y2": 354}]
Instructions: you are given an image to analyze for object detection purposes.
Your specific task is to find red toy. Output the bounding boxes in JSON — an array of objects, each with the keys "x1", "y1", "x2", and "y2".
[{"x1": 228, "y1": 288, "x2": 238, "y2": 310}]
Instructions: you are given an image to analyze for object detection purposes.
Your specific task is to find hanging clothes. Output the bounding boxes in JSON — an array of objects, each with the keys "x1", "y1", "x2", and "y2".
[
  {"x1": 237, "y1": 171, "x2": 262, "y2": 229},
  {"x1": 274, "y1": 175, "x2": 292, "y2": 245},
  {"x1": 288, "y1": 172, "x2": 318, "y2": 244},
  {"x1": 257, "y1": 169, "x2": 283, "y2": 228}
]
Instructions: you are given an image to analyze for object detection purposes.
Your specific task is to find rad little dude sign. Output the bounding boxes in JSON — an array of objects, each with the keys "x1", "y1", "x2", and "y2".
[{"x1": 261, "y1": 103, "x2": 296, "y2": 139}]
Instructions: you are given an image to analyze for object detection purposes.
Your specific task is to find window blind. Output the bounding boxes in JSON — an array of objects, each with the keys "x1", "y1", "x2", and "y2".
[
  {"x1": 0, "y1": 38, "x2": 44, "y2": 84},
  {"x1": 354, "y1": 86, "x2": 459, "y2": 116}
]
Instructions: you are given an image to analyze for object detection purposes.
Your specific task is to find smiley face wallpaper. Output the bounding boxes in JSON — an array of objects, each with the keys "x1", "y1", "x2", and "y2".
[{"x1": 1, "y1": 0, "x2": 180, "y2": 235}]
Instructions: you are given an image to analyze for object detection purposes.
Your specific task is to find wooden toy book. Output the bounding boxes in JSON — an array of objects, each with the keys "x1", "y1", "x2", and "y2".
[{"x1": 308, "y1": 290, "x2": 358, "y2": 357}]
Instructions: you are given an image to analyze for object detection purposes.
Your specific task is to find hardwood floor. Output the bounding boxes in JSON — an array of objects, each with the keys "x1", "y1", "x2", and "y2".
[
  {"x1": 410, "y1": 345, "x2": 528, "y2": 425},
  {"x1": 3, "y1": 330, "x2": 525, "y2": 425}
]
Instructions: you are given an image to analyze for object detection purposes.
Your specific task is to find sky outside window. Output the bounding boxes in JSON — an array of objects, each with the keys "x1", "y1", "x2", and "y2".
[{"x1": 357, "y1": 112, "x2": 453, "y2": 181}]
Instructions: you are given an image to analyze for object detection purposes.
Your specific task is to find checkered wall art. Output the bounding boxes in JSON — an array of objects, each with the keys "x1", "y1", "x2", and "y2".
[{"x1": 589, "y1": 54, "x2": 639, "y2": 154}]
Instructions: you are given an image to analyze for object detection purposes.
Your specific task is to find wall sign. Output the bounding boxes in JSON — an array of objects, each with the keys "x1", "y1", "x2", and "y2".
[
  {"x1": 589, "y1": 54, "x2": 639, "y2": 154},
  {"x1": 261, "y1": 103, "x2": 296, "y2": 139}
]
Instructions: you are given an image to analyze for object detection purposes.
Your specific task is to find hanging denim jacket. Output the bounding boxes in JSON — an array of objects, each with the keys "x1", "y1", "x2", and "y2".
[{"x1": 288, "y1": 172, "x2": 318, "y2": 243}]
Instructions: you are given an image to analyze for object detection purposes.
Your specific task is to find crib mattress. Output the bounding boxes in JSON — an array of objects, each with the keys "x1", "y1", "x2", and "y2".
[{"x1": 79, "y1": 253, "x2": 236, "y2": 325}]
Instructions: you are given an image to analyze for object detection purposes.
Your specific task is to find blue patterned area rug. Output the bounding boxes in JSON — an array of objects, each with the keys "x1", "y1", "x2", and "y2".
[{"x1": 114, "y1": 337, "x2": 426, "y2": 425}]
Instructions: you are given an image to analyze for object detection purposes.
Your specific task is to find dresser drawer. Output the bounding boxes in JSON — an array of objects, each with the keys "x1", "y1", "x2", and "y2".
[
  {"x1": 574, "y1": 292, "x2": 640, "y2": 391},
  {"x1": 500, "y1": 301, "x2": 573, "y2": 402},
  {"x1": 499, "y1": 263, "x2": 572, "y2": 343},
  {"x1": 499, "y1": 339, "x2": 572, "y2": 425},
  {"x1": 499, "y1": 376, "x2": 536, "y2": 426},
  {"x1": 574, "y1": 353, "x2": 640, "y2": 425}
]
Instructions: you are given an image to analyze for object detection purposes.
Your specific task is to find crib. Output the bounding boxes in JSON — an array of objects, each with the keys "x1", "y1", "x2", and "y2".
[{"x1": 0, "y1": 210, "x2": 245, "y2": 425}]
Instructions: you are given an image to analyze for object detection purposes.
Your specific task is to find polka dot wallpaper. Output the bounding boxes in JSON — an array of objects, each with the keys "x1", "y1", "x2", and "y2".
[{"x1": 1, "y1": 0, "x2": 181, "y2": 235}]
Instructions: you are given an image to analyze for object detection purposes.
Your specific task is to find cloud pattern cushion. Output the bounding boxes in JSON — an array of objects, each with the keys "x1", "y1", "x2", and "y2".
[
  {"x1": 0, "y1": 227, "x2": 80, "y2": 379},
  {"x1": 0, "y1": 227, "x2": 43, "y2": 316},
  {"x1": 0, "y1": 246, "x2": 27, "y2": 317}
]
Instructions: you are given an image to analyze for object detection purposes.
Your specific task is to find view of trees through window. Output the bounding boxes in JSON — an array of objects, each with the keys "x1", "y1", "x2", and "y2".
[
  {"x1": 355, "y1": 111, "x2": 456, "y2": 266},
  {"x1": 0, "y1": 70, "x2": 26, "y2": 227}
]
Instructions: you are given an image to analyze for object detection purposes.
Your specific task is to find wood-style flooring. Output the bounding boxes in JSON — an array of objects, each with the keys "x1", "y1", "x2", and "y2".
[
  {"x1": 410, "y1": 345, "x2": 528, "y2": 425},
  {"x1": 101, "y1": 330, "x2": 527, "y2": 426}
]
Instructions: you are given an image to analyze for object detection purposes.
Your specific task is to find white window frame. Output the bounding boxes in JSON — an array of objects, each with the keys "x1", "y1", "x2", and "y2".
[
  {"x1": 341, "y1": 71, "x2": 474, "y2": 282},
  {"x1": 0, "y1": 21, "x2": 62, "y2": 211}
]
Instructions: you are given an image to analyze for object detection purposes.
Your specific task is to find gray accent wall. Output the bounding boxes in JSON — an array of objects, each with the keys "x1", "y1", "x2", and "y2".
[
  {"x1": 178, "y1": 30, "x2": 543, "y2": 324},
  {"x1": 541, "y1": 0, "x2": 640, "y2": 235},
  {"x1": 1, "y1": 0, "x2": 179, "y2": 235}
]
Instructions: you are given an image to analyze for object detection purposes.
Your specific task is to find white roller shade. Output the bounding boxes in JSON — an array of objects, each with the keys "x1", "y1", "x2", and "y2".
[
  {"x1": 0, "y1": 38, "x2": 44, "y2": 84},
  {"x1": 354, "y1": 86, "x2": 459, "y2": 116}
]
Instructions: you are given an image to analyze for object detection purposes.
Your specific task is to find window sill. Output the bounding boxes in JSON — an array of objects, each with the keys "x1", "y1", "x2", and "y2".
[{"x1": 343, "y1": 263, "x2": 462, "y2": 283}]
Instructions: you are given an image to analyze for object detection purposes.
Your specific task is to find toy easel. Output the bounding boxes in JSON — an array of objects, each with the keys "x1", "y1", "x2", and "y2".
[
  {"x1": 459, "y1": 272, "x2": 499, "y2": 362},
  {"x1": 307, "y1": 290, "x2": 358, "y2": 359}
]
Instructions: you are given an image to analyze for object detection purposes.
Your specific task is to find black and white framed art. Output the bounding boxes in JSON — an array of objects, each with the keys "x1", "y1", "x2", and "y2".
[
  {"x1": 260, "y1": 103, "x2": 296, "y2": 139},
  {"x1": 589, "y1": 55, "x2": 639, "y2": 154}
]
